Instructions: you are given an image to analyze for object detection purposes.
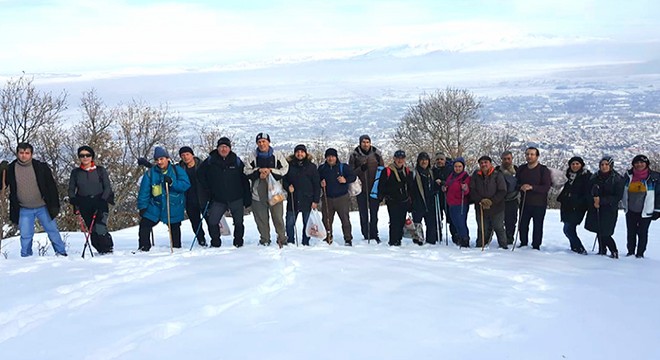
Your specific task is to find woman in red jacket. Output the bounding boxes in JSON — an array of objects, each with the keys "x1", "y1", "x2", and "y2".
[{"x1": 443, "y1": 157, "x2": 471, "y2": 247}]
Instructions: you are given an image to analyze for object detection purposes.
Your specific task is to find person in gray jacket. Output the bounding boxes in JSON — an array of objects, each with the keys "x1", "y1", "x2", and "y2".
[
  {"x1": 495, "y1": 151, "x2": 519, "y2": 245},
  {"x1": 470, "y1": 156, "x2": 508, "y2": 249},
  {"x1": 348, "y1": 135, "x2": 384, "y2": 243}
]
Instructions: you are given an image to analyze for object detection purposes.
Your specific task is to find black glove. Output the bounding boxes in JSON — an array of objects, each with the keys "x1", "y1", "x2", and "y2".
[
  {"x1": 360, "y1": 163, "x2": 368, "y2": 171},
  {"x1": 69, "y1": 197, "x2": 79, "y2": 206},
  {"x1": 139, "y1": 208, "x2": 146, "y2": 217},
  {"x1": 163, "y1": 175, "x2": 173, "y2": 185},
  {"x1": 590, "y1": 184, "x2": 600, "y2": 197},
  {"x1": 137, "y1": 157, "x2": 153, "y2": 168}
]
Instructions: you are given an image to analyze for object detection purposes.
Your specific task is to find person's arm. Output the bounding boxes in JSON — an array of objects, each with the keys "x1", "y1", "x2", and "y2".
[
  {"x1": 169, "y1": 165, "x2": 191, "y2": 193},
  {"x1": 530, "y1": 166, "x2": 552, "y2": 194},
  {"x1": 68, "y1": 169, "x2": 78, "y2": 200}
]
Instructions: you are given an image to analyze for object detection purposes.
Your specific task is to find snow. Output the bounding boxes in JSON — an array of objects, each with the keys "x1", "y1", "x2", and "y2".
[{"x1": 1, "y1": 208, "x2": 659, "y2": 360}]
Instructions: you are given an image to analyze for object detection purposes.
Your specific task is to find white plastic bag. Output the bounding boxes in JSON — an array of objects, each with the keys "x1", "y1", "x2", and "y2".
[
  {"x1": 403, "y1": 215, "x2": 417, "y2": 239},
  {"x1": 348, "y1": 177, "x2": 362, "y2": 197},
  {"x1": 305, "y1": 209, "x2": 327, "y2": 239},
  {"x1": 219, "y1": 216, "x2": 231, "y2": 236},
  {"x1": 267, "y1": 173, "x2": 287, "y2": 206}
]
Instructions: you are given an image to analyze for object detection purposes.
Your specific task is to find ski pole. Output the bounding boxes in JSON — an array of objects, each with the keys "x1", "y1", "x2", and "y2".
[
  {"x1": 512, "y1": 191, "x2": 527, "y2": 252},
  {"x1": 322, "y1": 187, "x2": 332, "y2": 245},
  {"x1": 77, "y1": 210, "x2": 96, "y2": 258},
  {"x1": 444, "y1": 194, "x2": 449, "y2": 246},
  {"x1": 434, "y1": 193, "x2": 441, "y2": 245},
  {"x1": 165, "y1": 181, "x2": 173, "y2": 254},
  {"x1": 189, "y1": 200, "x2": 211, "y2": 251},
  {"x1": 592, "y1": 208, "x2": 600, "y2": 252},
  {"x1": 480, "y1": 205, "x2": 486, "y2": 251},
  {"x1": 292, "y1": 188, "x2": 299, "y2": 247}
]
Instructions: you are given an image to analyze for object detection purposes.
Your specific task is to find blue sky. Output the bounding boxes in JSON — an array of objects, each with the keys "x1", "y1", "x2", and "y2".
[{"x1": 0, "y1": 0, "x2": 657, "y2": 75}]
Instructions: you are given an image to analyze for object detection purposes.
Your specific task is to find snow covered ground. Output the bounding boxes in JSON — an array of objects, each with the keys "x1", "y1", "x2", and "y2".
[{"x1": 1, "y1": 208, "x2": 658, "y2": 360}]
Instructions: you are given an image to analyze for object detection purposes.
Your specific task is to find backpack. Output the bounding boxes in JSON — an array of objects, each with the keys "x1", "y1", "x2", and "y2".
[{"x1": 369, "y1": 166, "x2": 385, "y2": 199}]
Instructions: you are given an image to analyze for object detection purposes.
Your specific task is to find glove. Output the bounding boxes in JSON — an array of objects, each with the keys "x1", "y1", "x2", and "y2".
[
  {"x1": 139, "y1": 208, "x2": 146, "y2": 217},
  {"x1": 163, "y1": 175, "x2": 173, "y2": 185},
  {"x1": 69, "y1": 197, "x2": 79, "y2": 206},
  {"x1": 480, "y1": 198, "x2": 493, "y2": 209},
  {"x1": 360, "y1": 163, "x2": 368, "y2": 171},
  {"x1": 137, "y1": 157, "x2": 153, "y2": 168},
  {"x1": 590, "y1": 184, "x2": 600, "y2": 197}
]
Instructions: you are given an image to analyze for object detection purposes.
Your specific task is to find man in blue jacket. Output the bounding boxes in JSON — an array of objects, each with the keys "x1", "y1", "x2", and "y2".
[{"x1": 318, "y1": 148, "x2": 357, "y2": 246}]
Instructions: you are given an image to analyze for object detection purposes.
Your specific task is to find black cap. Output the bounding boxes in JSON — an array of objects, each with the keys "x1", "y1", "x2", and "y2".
[
  {"x1": 359, "y1": 134, "x2": 371, "y2": 142},
  {"x1": 256, "y1": 132, "x2": 271, "y2": 143},
  {"x1": 77, "y1": 145, "x2": 95, "y2": 159},
  {"x1": 217, "y1": 137, "x2": 232, "y2": 148},
  {"x1": 478, "y1": 155, "x2": 493, "y2": 163},
  {"x1": 632, "y1": 154, "x2": 650, "y2": 167},
  {"x1": 394, "y1": 150, "x2": 406, "y2": 158},
  {"x1": 417, "y1": 152, "x2": 430, "y2": 163},
  {"x1": 600, "y1": 156, "x2": 614, "y2": 168},
  {"x1": 294, "y1": 144, "x2": 307, "y2": 153},
  {"x1": 568, "y1": 156, "x2": 585, "y2": 167},
  {"x1": 325, "y1": 148, "x2": 338, "y2": 158},
  {"x1": 178, "y1": 146, "x2": 194, "y2": 156}
]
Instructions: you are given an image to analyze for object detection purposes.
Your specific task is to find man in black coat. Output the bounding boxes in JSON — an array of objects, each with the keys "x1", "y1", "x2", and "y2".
[
  {"x1": 3, "y1": 142, "x2": 66, "y2": 257},
  {"x1": 378, "y1": 150, "x2": 413, "y2": 246},
  {"x1": 178, "y1": 146, "x2": 207, "y2": 246},
  {"x1": 411, "y1": 152, "x2": 439, "y2": 245},
  {"x1": 283, "y1": 144, "x2": 320, "y2": 246},
  {"x1": 197, "y1": 137, "x2": 251, "y2": 247},
  {"x1": 432, "y1": 152, "x2": 457, "y2": 243},
  {"x1": 516, "y1": 147, "x2": 552, "y2": 250}
]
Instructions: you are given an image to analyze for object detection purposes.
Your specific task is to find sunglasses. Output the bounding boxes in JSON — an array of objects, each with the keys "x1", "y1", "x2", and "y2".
[{"x1": 78, "y1": 153, "x2": 92, "y2": 158}]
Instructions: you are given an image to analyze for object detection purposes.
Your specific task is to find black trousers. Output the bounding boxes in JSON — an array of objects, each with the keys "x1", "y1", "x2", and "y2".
[
  {"x1": 626, "y1": 211, "x2": 652, "y2": 256},
  {"x1": 387, "y1": 202, "x2": 407, "y2": 246},
  {"x1": 186, "y1": 201, "x2": 206, "y2": 243},
  {"x1": 206, "y1": 199, "x2": 245, "y2": 247},
  {"x1": 138, "y1": 218, "x2": 181, "y2": 251},
  {"x1": 77, "y1": 197, "x2": 113, "y2": 253},
  {"x1": 357, "y1": 192, "x2": 380, "y2": 240},
  {"x1": 519, "y1": 205, "x2": 546, "y2": 248},
  {"x1": 504, "y1": 199, "x2": 519, "y2": 244}
]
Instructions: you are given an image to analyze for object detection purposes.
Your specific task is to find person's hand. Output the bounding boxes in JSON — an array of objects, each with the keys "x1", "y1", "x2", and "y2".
[
  {"x1": 320, "y1": 179, "x2": 326, "y2": 188},
  {"x1": 435, "y1": 179, "x2": 443, "y2": 186},
  {"x1": 259, "y1": 168, "x2": 271, "y2": 179},
  {"x1": 593, "y1": 196, "x2": 600, "y2": 209},
  {"x1": 461, "y1": 183, "x2": 468, "y2": 191},
  {"x1": 139, "y1": 208, "x2": 146, "y2": 217},
  {"x1": 360, "y1": 163, "x2": 368, "y2": 171},
  {"x1": 311, "y1": 202, "x2": 318, "y2": 210},
  {"x1": 0, "y1": 160, "x2": 8, "y2": 173},
  {"x1": 521, "y1": 184, "x2": 533, "y2": 192},
  {"x1": 337, "y1": 176, "x2": 346, "y2": 184},
  {"x1": 289, "y1": 185, "x2": 294, "y2": 192},
  {"x1": 441, "y1": 185, "x2": 447, "y2": 193},
  {"x1": 137, "y1": 157, "x2": 153, "y2": 168},
  {"x1": 480, "y1": 198, "x2": 493, "y2": 209},
  {"x1": 163, "y1": 175, "x2": 173, "y2": 185}
]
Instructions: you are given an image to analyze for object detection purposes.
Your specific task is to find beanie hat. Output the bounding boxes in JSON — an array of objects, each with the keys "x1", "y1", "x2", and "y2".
[
  {"x1": 394, "y1": 150, "x2": 406, "y2": 158},
  {"x1": 178, "y1": 146, "x2": 194, "y2": 156},
  {"x1": 294, "y1": 144, "x2": 307, "y2": 153},
  {"x1": 324, "y1": 148, "x2": 338, "y2": 158},
  {"x1": 256, "y1": 132, "x2": 271, "y2": 143},
  {"x1": 478, "y1": 155, "x2": 492, "y2": 163},
  {"x1": 600, "y1": 156, "x2": 614, "y2": 168},
  {"x1": 217, "y1": 137, "x2": 232, "y2": 148},
  {"x1": 416, "y1": 152, "x2": 430, "y2": 163},
  {"x1": 454, "y1": 157, "x2": 466, "y2": 167},
  {"x1": 359, "y1": 134, "x2": 371, "y2": 143},
  {"x1": 568, "y1": 156, "x2": 585, "y2": 167},
  {"x1": 434, "y1": 152, "x2": 446, "y2": 161},
  {"x1": 77, "y1": 145, "x2": 95, "y2": 159},
  {"x1": 153, "y1": 146, "x2": 170, "y2": 160},
  {"x1": 632, "y1": 154, "x2": 650, "y2": 167}
]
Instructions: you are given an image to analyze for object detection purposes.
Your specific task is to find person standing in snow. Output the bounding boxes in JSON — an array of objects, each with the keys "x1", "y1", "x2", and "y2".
[
  {"x1": 433, "y1": 152, "x2": 455, "y2": 244},
  {"x1": 515, "y1": 147, "x2": 552, "y2": 250},
  {"x1": 470, "y1": 155, "x2": 508, "y2": 249},
  {"x1": 178, "y1": 146, "x2": 207, "y2": 247},
  {"x1": 410, "y1": 152, "x2": 440, "y2": 245},
  {"x1": 68, "y1": 145, "x2": 114, "y2": 254},
  {"x1": 585, "y1": 156, "x2": 624, "y2": 259},
  {"x1": 318, "y1": 148, "x2": 356, "y2": 246},
  {"x1": 557, "y1": 156, "x2": 591, "y2": 255},
  {"x1": 622, "y1": 155, "x2": 660, "y2": 258},
  {"x1": 495, "y1": 151, "x2": 519, "y2": 245},
  {"x1": 349, "y1": 135, "x2": 384, "y2": 243},
  {"x1": 2, "y1": 142, "x2": 67, "y2": 257},
  {"x1": 282, "y1": 144, "x2": 320, "y2": 246},
  {"x1": 244, "y1": 133, "x2": 289, "y2": 247},
  {"x1": 377, "y1": 150, "x2": 413, "y2": 246},
  {"x1": 443, "y1": 157, "x2": 471, "y2": 248},
  {"x1": 136, "y1": 147, "x2": 190, "y2": 251}
]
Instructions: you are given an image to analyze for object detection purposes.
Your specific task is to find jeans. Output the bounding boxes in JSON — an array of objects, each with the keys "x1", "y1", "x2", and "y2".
[
  {"x1": 562, "y1": 222, "x2": 585, "y2": 251},
  {"x1": 448, "y1": 205, "x2": 469, "y2": 242},
  {"x1": 626, "y1": 211, "x2": 652, "y2": 256},
  {"x1": 19, "y1": 206, "x2": 66, "y2": 257},
  {"x1": 286, "y1": 208, "x2": 311, "y2": 245}
]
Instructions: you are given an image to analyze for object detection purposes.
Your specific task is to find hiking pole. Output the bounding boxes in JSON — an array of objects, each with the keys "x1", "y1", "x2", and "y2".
[
  {"x1": 592, "y1": 208, "x2": 600, "y2": 252},
  {"x1": 291, "y1": 188, "x2": 299, "y2": 247},
  {"x1": 444, "y1": 195, "x2": 449, "y2": 246},
  {"x1": 1, "y1": 169, "x2": 5, "y2": 253},
  {"x1": 189, "y1": 200, "x2": 211, "y2": 251},
  {"x1": 480, "y1": 205, "x2": 486, "y2": 252},
  {"x1": 322, "y1": 187, "x2": 332, "y2": 245},
  {"x1": 165, "y1": 181, "x2": 173, "y2": 254},
  {"x1": 512, "y1": 191, "x2": 527, "y2": 251},
  {"x1": 434, "y1": 193, "x2": 441, "y2": 246},
  {"x1": 76, "y1": 210, "x2": 96, "y2": 258}
]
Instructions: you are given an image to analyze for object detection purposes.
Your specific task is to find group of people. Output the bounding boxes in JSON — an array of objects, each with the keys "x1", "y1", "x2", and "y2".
[{"x1": 1, "y1": 136, "x2": 658, "y2": 259}]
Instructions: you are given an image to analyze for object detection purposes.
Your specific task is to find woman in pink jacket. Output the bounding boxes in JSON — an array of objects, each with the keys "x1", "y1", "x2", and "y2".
[{"x1": 443, "y1": 157, "x2": 471, "y2": 247}]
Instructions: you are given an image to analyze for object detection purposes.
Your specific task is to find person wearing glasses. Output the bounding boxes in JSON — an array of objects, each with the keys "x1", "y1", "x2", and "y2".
[
  {"x1": 2, "y1": 142, "x2": 67, "y2": 257},
  {"x1": 68, "y1": 146, "x2": 115, "y2": 254}
]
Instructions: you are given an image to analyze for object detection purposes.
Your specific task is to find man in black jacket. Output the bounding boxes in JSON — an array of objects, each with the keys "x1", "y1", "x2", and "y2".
[
  {"x1": 197, "y1": 137, "x2": 251, "y2": 247},
  {"x1": 433, "y1": 152, "x2": 457, "y2": 244},
  {"x1": 3, "y1": 142, "x2": 66, "y2": 257},
  {"x1": 378, "y1": 150, "x2": 413, "y2": 246},
  {"x1": 283, "y1": 144, "x2": 320, "y2": 246},
  {"x1": 318, "y1": 148, "x2": 356, "y2": 246},
  {"x1": 178, "y1": 146, "x2": 207, "y2": 247},
  {"x1": 516, "y1": 147, "x2": 552, "y2": 249}
]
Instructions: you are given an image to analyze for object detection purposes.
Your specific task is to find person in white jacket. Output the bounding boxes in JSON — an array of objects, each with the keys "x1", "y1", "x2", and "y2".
[{"x1": 244, "y1": 132, "x2": 289, "y2": 247}]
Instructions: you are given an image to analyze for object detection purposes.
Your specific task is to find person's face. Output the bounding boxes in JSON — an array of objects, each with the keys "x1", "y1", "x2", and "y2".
[
  {"x1": 419, "y1": 159, "x2": 429, "y2": 169},
  {"x1": 78, "y1": 151, "x2": 93, "y2": 166},
  {"x1": 156, "y1": 157, "x2": 169, "y2": 170},
  {"x1": 525, "y1": 150, "x2": 538, "y2": 164},
  {"x1": 295, "y1": 150, "x2": 306, "y2": 160},
  {"x1": 394, "y1": 157, "x2": 406, "y2": 167},
  {"x1": 479, "y1": 160, "x2": 492, "y2": 173},
  {"x1": 633, "y1": 160, "x2": 648, "y2": 171},
  {"x1": 570, "y1": 161, "x2": 582, "y2": 173},
  {"x1": 180, "y1": 152, "x2": 194, "y2": 165},
  {"x1": 17, "y1": 148, "x2": 33, "y2": 162},
  {"x1": 326, "y1": 155, "x2": 337, "y2": 166},
  {"x1": 435, "y1": 158, "x2": 446, "y2": 167},
  {"x1": 454, "y1": 162, "x2": 464, "y2": 173},
  {"x1": 360, "y1": 139, "x2": 371, "y2": 151},
  {"x1": 218, "y1": 144, "x2": 231, "y2": 157},
  {"x1": 501, "y1": 154, "x2": 513, "y2": 167},
  {"x1": 257, "y1": 139, "x2": 270, "y2": 152},
  {"x1": 599, "y1": 161, "x2": 611, "y2": 173}
]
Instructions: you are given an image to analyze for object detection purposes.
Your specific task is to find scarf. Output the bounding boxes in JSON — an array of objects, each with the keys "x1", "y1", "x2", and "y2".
[
  {"x1": 80, "y1": 161, "x2": 97, "y2": 172},
  {"x1": 257, "y1": 147, "x2": 274, "y2": 159},
  {"x1": 632, "y1": 168, "x2": 649, "y2": 183}
]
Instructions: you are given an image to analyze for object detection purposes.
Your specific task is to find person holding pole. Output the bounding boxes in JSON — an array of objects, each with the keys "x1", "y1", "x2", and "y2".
[
  {"x1": 470, "y1": 156, "x2": 508, "y2": 249},
  {"x1": 318, "y1": 148, "x2": 356, "y2": 246},
  {"x1": 515, "y1": 147, "x2": 552, "y2": 250},
  {"x1": 136, "y1": 146, "x2": 190, "y2": 252},
  {"x1": 410, "y1": 152, "x2": 439, "y2": 245},
  {"x1": 443, "y1": 157, "x2": 471, "y2": 248},
  {"x1": 282, "y1": 144, "x2": 320, "y2": 246}
]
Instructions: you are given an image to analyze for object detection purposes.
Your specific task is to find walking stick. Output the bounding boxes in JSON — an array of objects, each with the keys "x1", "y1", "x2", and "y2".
[
  {"x1": 480, "y1": 205, "x2": 486, "y2": 252},
  {"x1": 291, "y1": 188, "x2": 299, "y2": 247},
  {"x1": 444, "y1": 195, "x2": 449, "y2": 246},
  {"x1": 592, "y1": 208, "x2": 600, "y2": 252},
  {"x1": 189, "y1": 200, "x2": 211, "y2": 251},
  {"x1": 512, "y1": 191, "x2": 527, "y2": 252},
  {"x1": 322, "y1": 186, "x2": 332, "y2": 245},
  {"x1": 165, "y1": 181, "x2": 173, "y2": 254},
  {"x1": 434, "y1": 193, "x2": 441, "y2": 246},
  {"x1": 76, "y1": 210, "x2": 96, "y2": 258}
]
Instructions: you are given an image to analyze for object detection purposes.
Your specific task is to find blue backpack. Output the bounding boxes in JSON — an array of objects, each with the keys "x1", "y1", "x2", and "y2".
[{"x1": 369, "y1": 166, "x2": 386, "y2": 199}]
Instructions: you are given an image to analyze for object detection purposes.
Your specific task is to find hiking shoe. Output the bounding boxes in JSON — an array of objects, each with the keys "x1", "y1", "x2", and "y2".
[
  {"x1": 345, "y1": 240, "x2": 352, "y2": 247},
  {"x1": 609, "y1": 252, "x2": 619, "y2": 259}
]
